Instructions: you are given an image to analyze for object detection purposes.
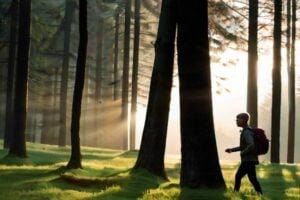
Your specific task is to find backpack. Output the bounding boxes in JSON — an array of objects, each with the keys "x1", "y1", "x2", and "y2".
[{"x1": 250, "y1": 128, "x2": 270, "y2": 155}]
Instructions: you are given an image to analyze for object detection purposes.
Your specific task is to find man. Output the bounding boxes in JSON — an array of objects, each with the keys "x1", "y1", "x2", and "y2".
[{"x1": 225, "y1": 112, "x2": 263, "y2": 194}]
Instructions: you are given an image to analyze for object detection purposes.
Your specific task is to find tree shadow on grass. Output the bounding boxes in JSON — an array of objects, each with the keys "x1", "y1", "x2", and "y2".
[{"x1": 54, "y1": 168, "x2": 164, "y2": 200}]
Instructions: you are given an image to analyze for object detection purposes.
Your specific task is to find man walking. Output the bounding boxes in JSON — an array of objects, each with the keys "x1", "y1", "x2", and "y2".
[{"x1": 225, "y1": 112, "x2": 263, "y2": 194}]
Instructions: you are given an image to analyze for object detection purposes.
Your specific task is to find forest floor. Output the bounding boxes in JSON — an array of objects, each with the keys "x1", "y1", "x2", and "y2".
[{"x1": 0, "y1": 140, "x2": 299, "y2": 200}]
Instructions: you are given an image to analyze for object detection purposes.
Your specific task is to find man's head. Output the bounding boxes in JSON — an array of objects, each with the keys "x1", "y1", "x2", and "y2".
[{"x1": 236, "y1": 112, "x2": 250, "y2": 128}]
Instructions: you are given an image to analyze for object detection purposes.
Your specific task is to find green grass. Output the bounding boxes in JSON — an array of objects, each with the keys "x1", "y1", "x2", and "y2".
[{"x1": 0, "y1": 140, "x2": 299, "y2": 200}]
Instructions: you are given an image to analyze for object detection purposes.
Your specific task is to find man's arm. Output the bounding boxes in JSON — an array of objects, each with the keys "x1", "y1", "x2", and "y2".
[{"x1": 241, "y1": 129, "x2": 255, "y2": 155}]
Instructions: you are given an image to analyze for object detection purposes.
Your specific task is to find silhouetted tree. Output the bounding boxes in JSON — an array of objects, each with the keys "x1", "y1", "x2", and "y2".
[
  {"x1": 134, "y1": 0, "x2": 176, "y2": 179},
  {"x1": 130, "y1": 0, "x2": 141, "y2": 150},
  {"x1": 271, "y1": 0, "x2": 282, "y2": 163},
  {"x1": 121, "y1": 0, "x2": 132, "y2": 150},
  {"x1": 177, "y1": 0, "x2": 225, "y2": 188},
  {"x1": 4, "y1": 0, "x2": 18, "y2": 149},
  {"x1": 8, "y1": 0, "x2": 31, "y2": 158},
  {"x1": 247, "y1": 0, "x2": 258, "y2": 127},
  {"x1": 67, "y1": 0, "x2": 87, "y2": 169},
  {"x1": 287, "y1": 0, "x2": 296, "y2": 163}
]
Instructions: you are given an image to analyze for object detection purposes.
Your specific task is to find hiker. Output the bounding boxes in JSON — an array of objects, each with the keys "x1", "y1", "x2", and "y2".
[{"x1": 225, "y1": 112, "x2": 263, "y2": 194}]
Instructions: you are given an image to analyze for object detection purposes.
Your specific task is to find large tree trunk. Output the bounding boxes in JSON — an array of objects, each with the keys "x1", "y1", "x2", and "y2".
[
  {"x1": 67, "y1": 0, "x2": 87, "y2": 169},
  {"x1": 4, "y1": 0, "x2": 18, "y2": 149},
  {"x1": 58, "y1": 0, "x2": 76, "y2": 147},
  {"x1": 177, "y1": 0, "x2": 225, "y2": 188},
  {"x1": 130, "y1": 0, "x2": 141, "y2": 150},
  {"x1": 121, "y1": 0, "x2": 132, "y2": 150},
  {"x1": 287, "y1": 0, "x2": 296, "y2": 163},
  {"x1": 271, "y1": 0, "x2": 282, "y2": 163},
  {"x1": 8, "y1": 0, "x2": 31, "y2": 158},
  {"x1": 134, "y1": 0, "x2": 176, "y2": 179},
  {"x1": 247, "y1": 0, "x2": 258, "y2": 127}
]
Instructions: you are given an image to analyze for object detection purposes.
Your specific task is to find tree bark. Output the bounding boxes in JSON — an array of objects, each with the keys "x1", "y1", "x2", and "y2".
[
  {"x1": 67, "y1": 0, "x2": 88, "y2": 169},
  {"x1": 247, "y1": 0, "x2": 258, "y2": 127},
  {"x1": 177, "y1": 0, "x2": 225, "y2": 188},
  {"x1": 113, "y1": 10, "x2": 120, "y2": 100},
  {"x1": 8, "y1": 0, "x2": 31, "y2": 158},
  {"x1": 58, "y1": 0, "x2": 76, "y2": 147},
  {"x1": 121, "y1": 0, "x2": 132, "y2": 150},
  {"x1": 134, "y1": 0, "x2": 176, "y2": 179},
  {"x1": 271, "y1": 0, "x2": 282, "y2": 163},
  {"x1": 287, "y1": 0, "x2": 296, "y2": 163},
  {"x1": 4, "y1": 0, "x2": 18, "y2": 149}
]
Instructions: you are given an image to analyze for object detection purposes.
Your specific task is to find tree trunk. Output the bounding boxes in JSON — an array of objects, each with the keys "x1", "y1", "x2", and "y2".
[
  {"x1": 121, "y1": 0, "x2": 132, "y2": 150},
  {"x1": 130, "y1": 0, "x2": 141, "y2": 150},
  {"x1": 67, "y1": 0, "x2": 87, "y2": 169},
  {"x1": 247, "y1": 0, "x2": 258, "y2": 127},
  {"x1": 177, "y1": 0, "x2": 225, "y2": 188},
  {"x1": 287, "y1": 0, "x2": 296, "y2": 163},
  {"x1": 134, "y1": 0, "x2": 176, "y2": 179},
  {"x1": 4, "y1": 0, "x2": 18, "y2": 149},
  {"x1": 8, "y1": 0, "x2": 31, "y2": 158},
  {"x1": 58, "y1": 0, "x2": 76, "y2": 147},
  {"x1": 95, "y1": 19, "x2": 103, "y2": 102},
  {"x1": 113, "y1": 10, "x2": 120, "y2": 100},
  {"x1": 271, "y1": 0, "x2": 282, "y2": 163}
]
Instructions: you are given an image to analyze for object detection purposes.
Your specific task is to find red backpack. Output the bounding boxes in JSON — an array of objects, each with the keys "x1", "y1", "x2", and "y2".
[{"x1": 250, "y1": 128, "x2": 270, "y2": 155}]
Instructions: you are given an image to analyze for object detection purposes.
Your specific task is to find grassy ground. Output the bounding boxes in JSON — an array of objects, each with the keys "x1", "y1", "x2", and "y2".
[{"x1": 0, "y1": 140, "x2": 299, "y2": 200}]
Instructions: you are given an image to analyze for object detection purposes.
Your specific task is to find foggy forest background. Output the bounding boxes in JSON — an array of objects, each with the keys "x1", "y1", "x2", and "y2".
[{"x1": 0, "y1": 0, "x2": 299, "y2": 164}]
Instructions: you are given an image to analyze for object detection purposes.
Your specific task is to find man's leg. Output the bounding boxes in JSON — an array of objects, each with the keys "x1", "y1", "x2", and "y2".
[
  {"x1": 234, "y1": 162, "x2": 247, "y2": 192},
  {"x1": 247, "y1": 163, "x2": 263, "y2": 194}
]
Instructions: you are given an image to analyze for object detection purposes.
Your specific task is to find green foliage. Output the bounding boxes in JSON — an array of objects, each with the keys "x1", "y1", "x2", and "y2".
[{"x1": 0, "y1": 140, "x2": 299, "y2": 200}]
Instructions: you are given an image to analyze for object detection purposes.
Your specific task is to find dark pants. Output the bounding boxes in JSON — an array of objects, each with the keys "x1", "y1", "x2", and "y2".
[{"x1": 234, "y1": 161, "x2": 262, "y2": 194}]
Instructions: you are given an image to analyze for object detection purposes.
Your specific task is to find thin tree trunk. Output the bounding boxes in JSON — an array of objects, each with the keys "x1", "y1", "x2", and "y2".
[
  {"x1": 4, "y1": 0, "x2": 18, "y2": 149},
  {"x1": 95, "y1": 20, "x2": 103, "y2": 102},
  {"x1": 130, "y1": 0, "x2": 141, "y2": 150},
  {"x1": 121, "y1": 0, "x2": 132, "y2": 150},
  {"x1": 113, "y1": 10, "x2": 120, "y2": 100},
  {"x1": 67, "y1": 0, "x2": 87, "y2": 169},
  {"x1": 271, "y1": 0, "x2": 282, "y2": 163},
  {"x1": 287, "y1": 0, "x2": 296, "y2": 163},
  {"x1": 8, "y1": 0, "x2": 31, "y2": 158},
  {"x1": 134, "y1": 0, "x2": 176, "y2": 179},
  {"x1": 247, "y1": 0, "x2": 258, "y2": 127},
  {"x1": 58, "y1": 0, "x2": 76, "y2": 147}
]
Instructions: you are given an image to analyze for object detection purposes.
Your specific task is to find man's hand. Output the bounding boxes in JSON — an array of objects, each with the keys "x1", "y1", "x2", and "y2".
[{"x1": 225, "y1": 148, "x2": 232, "y2": 153}]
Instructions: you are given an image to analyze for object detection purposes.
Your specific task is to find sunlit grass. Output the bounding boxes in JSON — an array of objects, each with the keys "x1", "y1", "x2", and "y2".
[{"x1": 0, "y1": 139, "x2": 299, "y2": 199}]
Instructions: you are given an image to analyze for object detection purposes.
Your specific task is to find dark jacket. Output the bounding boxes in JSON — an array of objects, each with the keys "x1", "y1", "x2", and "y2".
[{"x1": 231, "y1": 127, "x2": 258, "y2": 163}]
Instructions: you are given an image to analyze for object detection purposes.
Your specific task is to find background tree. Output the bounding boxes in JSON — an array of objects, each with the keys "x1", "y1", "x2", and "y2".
[
  {"x1": 287, "y1": 0, "x2": 296, "y2": 163},
  {"x1": 121, "y1": 0, "x2": 132, "y2": 150},
  {"x1": 58, "y1": 0, "x2": 76, "y2": 147},
  {"x1": 130, "y1": 0, "x2": 141, "y2": 150},
  {"x1": 134, "y1": 0, "x2": 176, "y2": 179},
  {"x1": 271, "y1": 0, "x2": 282, "y2": 163},
  {"x1": 8, "y1": 0, "x2": 31, "y2": 158},
  {"x1": 67, "y1": 0, "x2": 87, "y2": 169},
  {"x1": 247, "y1": 0, "x2": 258, "y2": 127}
]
